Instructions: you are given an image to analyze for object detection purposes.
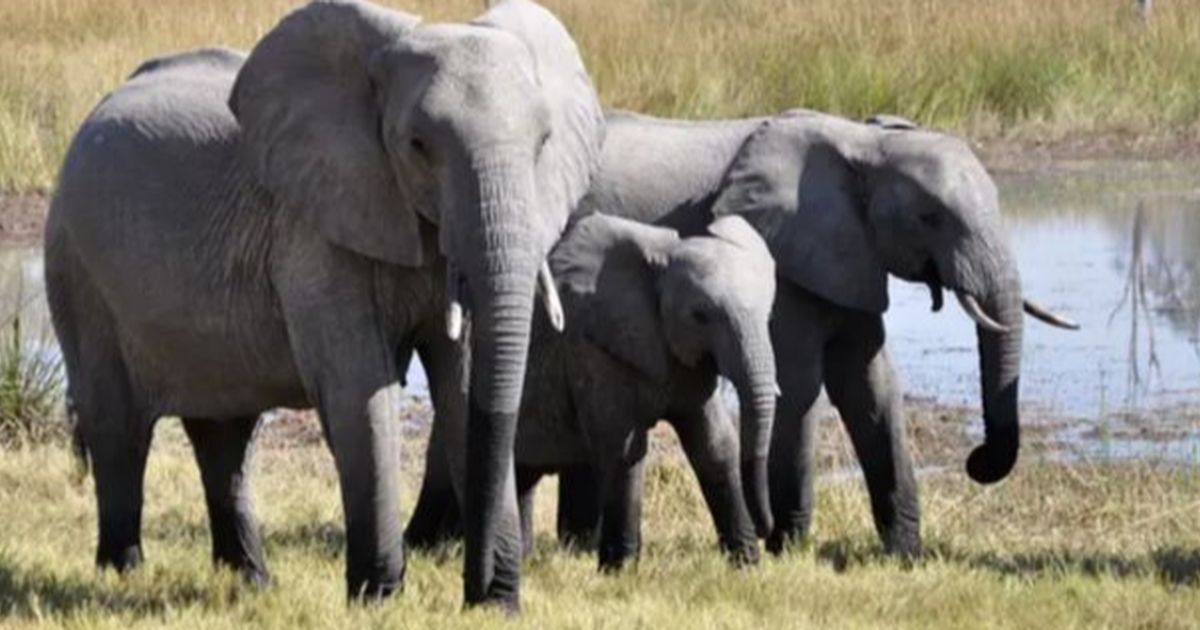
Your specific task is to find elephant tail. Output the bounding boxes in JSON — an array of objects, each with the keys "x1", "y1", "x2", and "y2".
[{"x1": 67, "y1": 394, "x2": 90, "y2": 482}]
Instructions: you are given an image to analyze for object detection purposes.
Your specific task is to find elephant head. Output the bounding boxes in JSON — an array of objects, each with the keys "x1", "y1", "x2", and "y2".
[
  {"x1": 551, "y1": 214, "x2": 778, "y2": 534},
  {"x1": 228, "y1": 0, "x2": 604, "y2": 607},
  {"x1": 712, "y1": 110, "x2": 1073, "y2": 485}
]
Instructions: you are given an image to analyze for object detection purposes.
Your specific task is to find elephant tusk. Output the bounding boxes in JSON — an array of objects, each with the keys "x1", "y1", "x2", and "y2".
[
  {"x1": 1023, "y1": 299, "x2": 1081, "y2": 330},
  {"x1": 955, "y1": 291, "x2": 1009, "y2": 333},
  {"x1": 539, "y1": 261, "x2": 565, "y2": 333},
  {"x1": 772, "y1": 382, "x2": 782, "y2": 398},
  {"x1": 445, "y1": 264, "x2": 464, "y2": 341}
]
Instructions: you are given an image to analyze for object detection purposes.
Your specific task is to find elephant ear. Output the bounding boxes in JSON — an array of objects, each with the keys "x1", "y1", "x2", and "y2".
[
  {"x1": 549, "y1": 214, "x2": 678, "y2": 384},
  {"x1": 229, "y1": 1, "x2": 429, "y2": 267},
  {"x1": 711, "y1": 113, "x2": 888, "y2": 313},
  {"x1": 475, "y1": 0, "x2": 606, "y2": 247}
]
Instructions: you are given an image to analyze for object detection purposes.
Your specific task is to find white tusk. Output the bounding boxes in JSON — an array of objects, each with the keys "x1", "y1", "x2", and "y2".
[
  {"x1": 955, "y1": 291, "x2": 1010, "y2": 333},
  {"x1": 539, "y1": 261, "x2": 565, "y2": 333},
  {"x1": 772, "y1": 383, "x2": 783, "y2": 398},
  {"x1": 1023, "y1": 299, "x2": 1080, "y2": 330},
  {"x1": 445, "y1": 264, "x2": 464, "y2": 341}
]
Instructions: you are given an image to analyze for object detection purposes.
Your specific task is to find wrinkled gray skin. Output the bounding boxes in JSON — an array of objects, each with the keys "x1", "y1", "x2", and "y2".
[
  {"x1": 423, "y1": 214, "x2": 777, "y2": 569},
  {"x1": 410, "y1": 108, "x2": 1031, "y2": 557},
  {"x1": 590, "y1": 109, "x2": 1028, "y2": 555},
  {"x1": 44, "y1": 0, "x2": 603, "y2": 610}
]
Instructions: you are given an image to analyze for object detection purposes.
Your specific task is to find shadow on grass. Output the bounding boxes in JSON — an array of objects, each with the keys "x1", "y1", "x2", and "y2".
[
  {"x1": 813, "y1": 539, "x2": 1200, "y2": 586},
  {"x1": 0, "y1": 552, "x2": 214, "y2": 620}
]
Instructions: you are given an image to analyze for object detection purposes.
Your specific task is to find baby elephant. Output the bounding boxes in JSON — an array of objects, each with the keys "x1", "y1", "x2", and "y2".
[{"x1": 416, "y1": 213, "x2": 778, "y2": 569}]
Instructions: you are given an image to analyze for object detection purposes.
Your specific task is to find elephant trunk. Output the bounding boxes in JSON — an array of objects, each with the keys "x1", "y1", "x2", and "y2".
[
  {"x1": 461, "y1": 158, "x2": 542, "y2": 608},
  {"x1": 729, "y1": 324, "x2": 777, "y2": 538},
  {"x1": 964, "y1": 260, "x2": 1023, "y2": 484}
]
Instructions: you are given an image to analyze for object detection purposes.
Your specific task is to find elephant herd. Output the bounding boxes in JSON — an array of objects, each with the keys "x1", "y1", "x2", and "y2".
[{"x1": 44, "y1": 0, "x2": 1078, "y2": 613}]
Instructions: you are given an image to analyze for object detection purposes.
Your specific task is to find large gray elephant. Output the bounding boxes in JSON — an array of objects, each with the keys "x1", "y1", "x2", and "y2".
[
  {"x1": 408, "y1": 108, "x2": 1076, "y2": 558},
  {"x1": 467, "y1": 213, "x2": 775, "y2": 569},
  {"x1": 44, "y1": 0, "x2": 603, "y2": 609}
]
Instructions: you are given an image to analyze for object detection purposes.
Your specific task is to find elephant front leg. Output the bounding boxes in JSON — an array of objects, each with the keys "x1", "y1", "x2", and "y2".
[
  {"x1": 672, "y1": 397, "x2": 759, "y2": 565},
  {"x1": 825, "y1": 316, "x2": 921, "y2": 557},
  {"x1": 182, "y1": 416, "x2": 270, "y2": 586},
  {"x1": 595, "y1": 440, "x2": 647, "y2": 573},
  {"x1": 320, "y1": 379, "x2": 408, "y2": 598}
]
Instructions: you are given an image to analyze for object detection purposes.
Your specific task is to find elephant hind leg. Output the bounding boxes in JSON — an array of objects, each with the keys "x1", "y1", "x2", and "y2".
[
  {"x1": 48, "y1": 257, "x2": 155, "y2": 571},
  {"x1": 555, "y1": 465, "x2": 600, "y2": 551},
  {"x1": 182, "y1": 416, "x2": 270, "y2": 586},
  {"x1": 516, "y1": 466, "x2": 542, "y2": 560}
]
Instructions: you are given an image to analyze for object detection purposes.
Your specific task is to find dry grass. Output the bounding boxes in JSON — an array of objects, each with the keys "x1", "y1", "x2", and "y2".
[
  {"x1": 3, "y1": 0, "x2": 1200, "y2": 192},
  {"x1": 1, "y1": 416, "x2": 1199, "y2": 628}
]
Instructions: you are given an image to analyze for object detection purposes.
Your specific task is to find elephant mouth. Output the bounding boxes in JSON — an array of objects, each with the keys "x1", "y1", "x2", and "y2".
[{"x1": 919, "y1": 260, "x2": 944, "y2": 312}]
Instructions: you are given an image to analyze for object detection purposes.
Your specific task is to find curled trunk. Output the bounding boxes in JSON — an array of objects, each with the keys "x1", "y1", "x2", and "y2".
[{"x1": 965, "y1": 264, "x2": 1023, "y2": 484}]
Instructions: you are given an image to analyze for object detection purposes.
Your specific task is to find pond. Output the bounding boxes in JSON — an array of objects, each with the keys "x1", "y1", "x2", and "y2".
[{"x1": 3, "y1": 159, "x2": 1198, "y2": 459}]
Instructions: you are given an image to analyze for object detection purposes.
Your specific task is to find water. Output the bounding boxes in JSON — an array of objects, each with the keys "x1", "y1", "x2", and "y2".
[
  {"x1": 887, "y1": 160, "x2": 1200, "y2": 423},
  {"x1": 3, "y1": 159, "x2": 1198, "y2": 458}
]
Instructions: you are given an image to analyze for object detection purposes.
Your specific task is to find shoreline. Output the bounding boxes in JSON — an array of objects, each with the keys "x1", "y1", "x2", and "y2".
[{"x1": 4, "y1": 132, "x2": 1198, "y2": 247}]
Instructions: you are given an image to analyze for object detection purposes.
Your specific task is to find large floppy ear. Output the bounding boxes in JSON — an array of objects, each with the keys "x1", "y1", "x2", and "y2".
[
  {"x1": 229, "y1": 1, "x2": 428, "y2": 267},
  {"x1": 474, "y1": 0, "x2": 606, "y2": 250},
  {"x1": 711, "y1": 113, "x2": 889, "y2": 313},
  {"x1": 549, "y1": 214, "x2": 678, "y2": 384}
]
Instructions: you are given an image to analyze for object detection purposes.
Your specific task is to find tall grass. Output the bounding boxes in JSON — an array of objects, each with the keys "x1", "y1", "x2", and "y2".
[
  {"x1": 2, "y1": 0, "x2": 1200, "y2": 192},
  {"x1": 0, "y1": 281, "x2": 64, "y2": 447}
]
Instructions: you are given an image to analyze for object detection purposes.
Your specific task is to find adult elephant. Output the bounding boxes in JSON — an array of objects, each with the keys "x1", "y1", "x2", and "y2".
[
  {"x1": 44, "y1": 0, "x2": 603, "y2": 611},
  {"x1": 407, "y1": 108, "x2": 1076, "y2": 558}
]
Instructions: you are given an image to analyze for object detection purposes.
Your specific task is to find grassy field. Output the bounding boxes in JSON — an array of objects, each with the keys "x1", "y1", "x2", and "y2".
[
  {"x1": 2, "y1": 0, "x2": 1200, "y2": 192},
  {"x1": 1, "y1": 413, "x2": 1199, "y2": 628}
]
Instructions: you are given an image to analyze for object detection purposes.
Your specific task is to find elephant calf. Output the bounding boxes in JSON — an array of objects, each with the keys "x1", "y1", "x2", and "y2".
[{"x1": 416, "y1": 213, "x2": 778, "y2": 569}]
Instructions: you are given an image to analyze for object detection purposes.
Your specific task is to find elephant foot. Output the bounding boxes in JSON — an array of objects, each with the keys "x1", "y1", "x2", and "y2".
[
  {"x1": 765, "y1": 527, "x2": 811, "y2": 556},
  {"x1": 346, "y1": 558, "x2": 406, "y2": 601},
  {"x1": 724, "y1": 541, "x2": 761, "y2": 568},
  {"x1": 238, "y1": 566, "x2": 273, "y2": 589},
  {"x1": 597, "y1": 544, "x2": 639, "y2": 573},
  {"x1": 96, "y1": 544, "x2": 143, "y2": 573},
  {"x1": 882, "y1": 528, "x2": 923, "y2": 563}
]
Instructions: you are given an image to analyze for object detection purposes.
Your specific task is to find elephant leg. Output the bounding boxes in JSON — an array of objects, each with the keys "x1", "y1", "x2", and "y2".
[
  {"x1": 825, "y1": 317, "x2": 921, "y2": 557},
  {"x1": 765, "y1": 288, "x2": 827, "y2": 554},
  {"x1": 182, "y1": 416, "x2": 270, "y2": 586},
  {"x1": 594, "y1": 439, "x2": 647, "y2": 573},
  {"x1": 556, "y1": 464, "x2": 600, "y2": 550},
  {"x1": 405, "y1": 339, "x2": 466, "y2": 550},
  {"x1": 516, "y1": 467, "x2": 542, "y2": 559},
  {"x1": 405, "y1": 422, "x2": 463, "y2": 549},
  {"x1": 671, "y1": 396, "x2": 759, "y2": 565},
  {"x1": 284, "y1": 283, "x2": 408, "y2": 598},
  {"x1": 70, "y1": 344, "x2": 155, "y2": 572}
]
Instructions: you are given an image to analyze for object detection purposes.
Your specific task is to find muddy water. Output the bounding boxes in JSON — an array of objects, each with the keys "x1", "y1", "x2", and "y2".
[{"x1": 3, "y1": 160, "x2": 1198, "y2": 458}]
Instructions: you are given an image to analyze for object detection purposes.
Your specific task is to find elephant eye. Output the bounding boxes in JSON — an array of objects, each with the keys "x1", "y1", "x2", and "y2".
[
  {"x1": 410, "y1": 137, "x2": 430, "y2": 160},
  {"x1": 690, "y1": 308, "x2": 710, "y2": 326},
  {"x1": 535, "y1": 130, "x2": 551, "y2": 159},
  {"x1": 919, "y1": 212, "x2": 942, "y2": 229}
]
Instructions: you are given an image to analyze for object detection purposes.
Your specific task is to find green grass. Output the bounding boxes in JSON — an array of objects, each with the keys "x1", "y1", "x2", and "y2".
[
  {"x1": 1, "y1": 419, "x2": 1199, "y2": 628},
  {"x1": 3, "y1": 0, "x2": 1200, "y2": 192}
]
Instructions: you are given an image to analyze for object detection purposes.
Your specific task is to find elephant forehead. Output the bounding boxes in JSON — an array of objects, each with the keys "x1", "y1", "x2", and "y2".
[
  {"x1": 670, "y1": 240, "x2": 775, "y2": 305},
  {"x1": 403, "y1": 23, "x2": 537, "y2": 86}
]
